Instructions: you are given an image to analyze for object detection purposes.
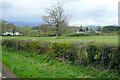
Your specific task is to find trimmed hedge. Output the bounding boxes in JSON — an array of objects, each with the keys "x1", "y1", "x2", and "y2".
[
  {"x1": 67, "y1": 33, "x2": 89, "y2": 36},
  {"x1": 2, "y1": 39, "x2": 50, "y2": 54},
  {"x1": 2, "y1": 39, "x2": 120, "y2": 72},
  {"x1": 86, "y1": 43, "x2": 101, "y2": 63},
  {"x1": 100, "y1": 45, "x2": 120, "y2": 70},
  {"x1": 67, "y1": 33, "x2": 101, "y2": 36},
  {"x1": 49, "y1": 42, "x2": 77, "y2": 62}
]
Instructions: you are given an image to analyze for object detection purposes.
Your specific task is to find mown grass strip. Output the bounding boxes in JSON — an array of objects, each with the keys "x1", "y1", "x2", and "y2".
[{"x1": 1, "y1": 46, "x2": 119, "y2": 78}]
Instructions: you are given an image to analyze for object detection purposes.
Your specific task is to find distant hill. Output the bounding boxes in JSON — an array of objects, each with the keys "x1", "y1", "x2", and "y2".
[
  {"x1": 84, "y1": 25, "x2": 118, "y2": 28},
  {"x1": 83, "y1": 25, "x2": 103, "y2": 28},
  {"x1": 8, "y1": 21, "x2": 46, "y2": 27},
  {"x1": 7, "y1": 21, "x2": 118, "y2": 28}
]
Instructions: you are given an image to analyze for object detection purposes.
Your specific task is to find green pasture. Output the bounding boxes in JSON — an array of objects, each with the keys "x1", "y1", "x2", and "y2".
[{"x1": 1, "y1": 35, "x2": 118, "y2": 44}]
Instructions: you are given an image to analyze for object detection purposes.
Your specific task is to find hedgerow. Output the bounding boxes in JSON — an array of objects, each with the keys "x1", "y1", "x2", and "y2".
[
  {"x1": 2, "y1": 39, "x2": 50, "y2": 54},
  {"x1": 86, "y1": 43, "x2": 101, "y2": 63},
  {"x1": 67, "y1": 33, "x2": 101, "y2": 36},
  {"x1": 49, "y1": 42, "x2": 77, "y2": 62},
  {"x1": 2, "y1": 39, "x2": 120, "y2": 72}
]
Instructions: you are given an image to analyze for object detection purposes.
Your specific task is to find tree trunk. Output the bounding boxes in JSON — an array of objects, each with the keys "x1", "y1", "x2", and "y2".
[
  {"x1": 56, "y1": 32, "x2": 58, "y2": 39},
  {"x1": 55, "y1": 26, "x2": 59, "y2": 39}
]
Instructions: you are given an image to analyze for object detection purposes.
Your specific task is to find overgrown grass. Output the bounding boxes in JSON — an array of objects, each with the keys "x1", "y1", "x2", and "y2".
[
  {"x1": 1, "y1": 46, "x2": 119, "y2": 78},
  {"x1": 1, "y1": 35, "x2": 118, "y2": 44}
]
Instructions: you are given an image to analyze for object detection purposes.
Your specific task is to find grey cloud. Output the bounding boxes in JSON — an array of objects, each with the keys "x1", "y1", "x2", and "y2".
[
  {"x1": 85, "y1": 6, "x2": 108, "y2": 17},
  {"x1": 1, "y1": 2, "x2": 12, "y2": 9},
  {"x1": 2, "y1": 0, "x2": 118, "y2": 25}
]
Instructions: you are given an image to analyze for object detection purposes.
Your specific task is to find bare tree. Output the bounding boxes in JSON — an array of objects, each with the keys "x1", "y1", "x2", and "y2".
[{"x1": 42, "y1": 3, "x2": 71, "y2": 39}]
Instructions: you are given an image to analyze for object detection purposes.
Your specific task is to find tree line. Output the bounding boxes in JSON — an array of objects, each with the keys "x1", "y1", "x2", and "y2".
[
  {"x1": 0, "y1": 3, "x2": 119, "y2": 37},
  {"x1": 0, "y1": 19, "x2": 119, "y2": 36}
]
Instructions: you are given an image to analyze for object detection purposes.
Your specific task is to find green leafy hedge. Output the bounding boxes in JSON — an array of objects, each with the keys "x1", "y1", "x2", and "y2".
[
  {"x1": 49, "y1": 42, "x2": 77, "y2": 62},
  {"x1": 86, "y1": 43, "x2": 101, "y2": 63},
  {"x1": 2, "y1": 39, "x2": 120, "y2": 72},
  {"x1": 67, "y1": 33, "x2": 101, "y2": 36},
  {"x1": 67, "y1": 33, "x2": 89, "y2": 36},
  {"x1": 2, "y1": 39, "x2": 50, "y2": 54}
]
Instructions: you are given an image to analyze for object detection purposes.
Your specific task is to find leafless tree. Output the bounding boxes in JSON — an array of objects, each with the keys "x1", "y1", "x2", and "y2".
[{"x1": 42, "y1": 3, "x2": 71, "y2": 39}]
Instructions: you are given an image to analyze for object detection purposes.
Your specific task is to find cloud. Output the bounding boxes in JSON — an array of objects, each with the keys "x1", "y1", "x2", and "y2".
[
  {"x1": 69, "y1": 20, "x2": 96, "y2": 26},
  {"x1": 1, "y1": 0, "x2": 119, "y2": 26},
  {"x1": 1, "y1": 2, "x2": 12, "y2": 9}
]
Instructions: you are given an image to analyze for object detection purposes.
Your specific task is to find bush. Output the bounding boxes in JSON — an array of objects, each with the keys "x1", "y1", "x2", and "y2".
[
  {"x1": 30, "y1": 33, "x2": 56, "y2": 37},
  {"x1": 2, "y1": 39, "x2": 50, "y2": 54},
  {"x1": 100, "y1": 45, "x2": 120, "y2": 70},
  {"x1": 67, "y1": 33, "x2": 89, "y2": 37},
  {"x1": 110, "y1": 47, "x2": 120, "y2": 71},
  {"x1": 49, "y1": 42, "x2": 77, "y2": 62},
  {"x1": 100, "y1": 45, "x2": 112, "y2": 68},
  {"x1": 86, "y1": 43, "x2": 101, "y2": 63},
  {"x1": 67, "y1": 33, "x2": 102, "y2": 36},
  {"x1": 73, "y1": 42, "x2": 88, "y2": 66}
]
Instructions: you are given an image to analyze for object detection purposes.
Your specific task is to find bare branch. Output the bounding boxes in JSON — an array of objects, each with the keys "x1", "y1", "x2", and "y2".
[{"x1": 42, "y1": 3, "x2": 71, "y2": 39}]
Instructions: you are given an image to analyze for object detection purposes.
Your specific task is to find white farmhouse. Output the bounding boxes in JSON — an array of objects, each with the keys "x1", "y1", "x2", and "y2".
[
  {"x1": 14, "y1": 32, "x2": 22, "y2": 35},
  {"x1": 2, "y1": 32, "x2": 13, "y2": 36},
  {"x1": 2, "y1": 32, "x2": 23, "y2": 36}
]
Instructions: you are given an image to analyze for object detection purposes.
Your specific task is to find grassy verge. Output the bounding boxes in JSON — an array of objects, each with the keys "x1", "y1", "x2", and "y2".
[
  {"x1": 1, "y1": 35, "x2": 118, "y2": 44},
  {"x1": 1, "y1": 46, "x2": 119, "y2": 78}
]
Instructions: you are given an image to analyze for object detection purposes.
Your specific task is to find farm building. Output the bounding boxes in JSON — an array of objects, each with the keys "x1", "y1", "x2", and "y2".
[
  {"x1": 14, "y1": 32, "x2": 22, "y2": 35},
  {"x1": 2, "y1": 32, "x2": 23, "y2": 36}
]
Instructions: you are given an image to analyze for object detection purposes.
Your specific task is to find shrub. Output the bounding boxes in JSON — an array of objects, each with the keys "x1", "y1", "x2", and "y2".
[
  {"x1": 2, "y1": 39, "x2": 50, "y2": 54},
  {"x1": 101, "y1": 45, "x2": 120, "y2": 71},
  {"x1": 67, "y1": 33, "x2": 102, "y2": 36},
  {"x1": 110, "y1": 47, "x2": 120, "y2": 71},
  {"x1": 67, "y1": 33, "x2": 89, "y2": 37},
  {"x1": 86, "y1": 43, "x2": 101, "y2": 63},
  {"x1": 49, "y1": 42, "x2": 77, "y2": 62},
  {"x1": 73, "y1": 42, "x2": 88, "y2": 66},
  {"x1": 100, "y1": 45, "x2": 113, "y2": 68},
  {"x1": 27, "y1": 40, "x2": 48, "y2": 54}
]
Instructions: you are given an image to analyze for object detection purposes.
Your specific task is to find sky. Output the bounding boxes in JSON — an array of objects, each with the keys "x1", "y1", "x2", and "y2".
[{"x1": 1, "y1": 0, "x2": 120, "y2": 26}]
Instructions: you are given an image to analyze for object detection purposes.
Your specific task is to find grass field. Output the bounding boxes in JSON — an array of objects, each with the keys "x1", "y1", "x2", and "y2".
[
  {"x1": 1, "y1": 35, "x2": 118, "y2": 44},
  {"x1": 1, "y1": 46, "x2": 119, "y2": 78}
]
